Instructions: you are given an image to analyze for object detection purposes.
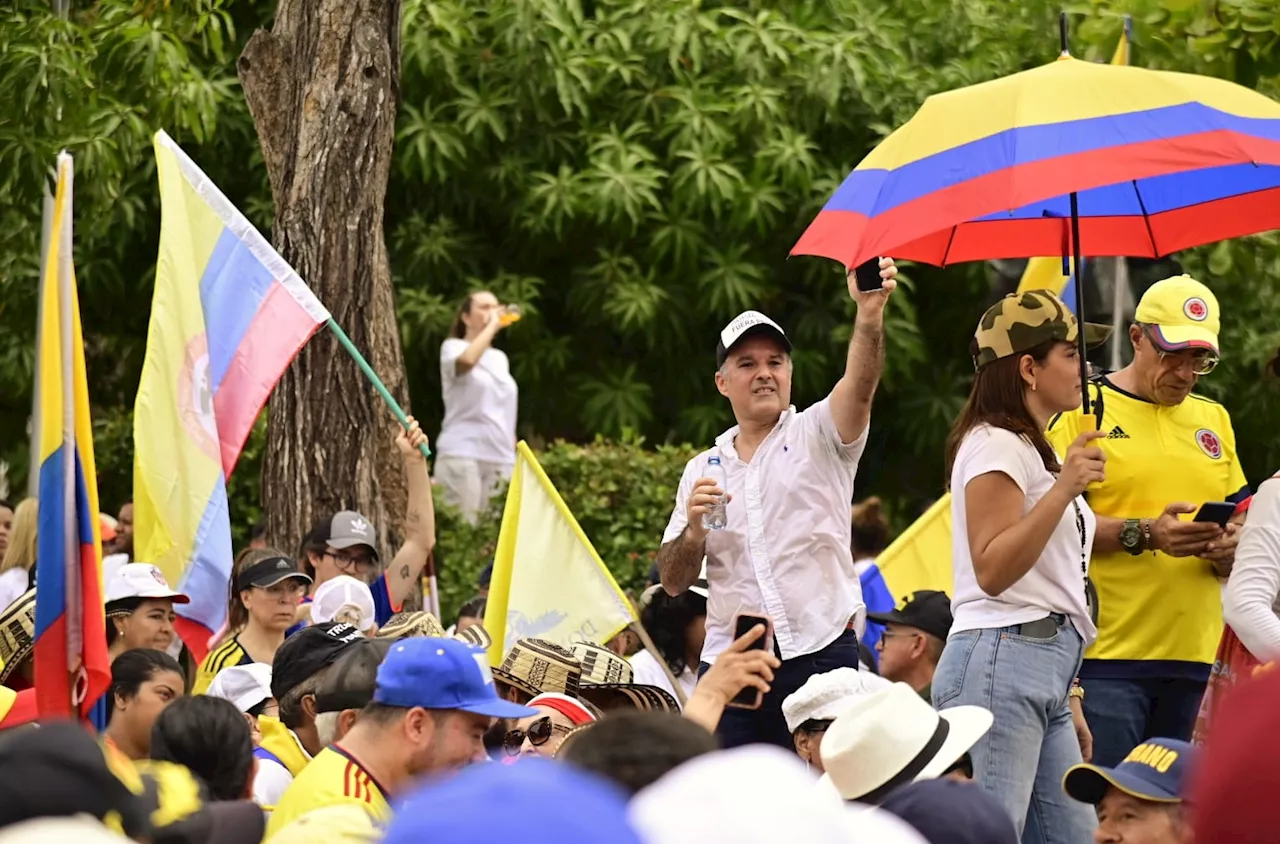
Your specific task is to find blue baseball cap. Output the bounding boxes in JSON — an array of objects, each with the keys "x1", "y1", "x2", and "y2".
[
  {"x1": 1064, "y1": 737, "x2": 1196, "y2": 805},
  {"x1": 384, "y1": 759, "x2": 641, "y2": 844},
  {"x1": 373, "y1": 637, "x2": 537, "y2": 719}
]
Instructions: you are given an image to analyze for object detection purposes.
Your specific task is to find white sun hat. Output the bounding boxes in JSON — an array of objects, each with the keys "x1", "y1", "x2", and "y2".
[
  {"x1": 818, "y1": 682, "x2": 993, "y2": 804},
  {"x1": 782, "y1": 667, "x2": 893, "y2": 734}
]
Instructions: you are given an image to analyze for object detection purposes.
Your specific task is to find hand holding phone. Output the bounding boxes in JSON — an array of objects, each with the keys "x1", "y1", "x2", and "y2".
[
  {"x1": 1193, "y1": 501, "x2": 1236, "y2": 527},
  {"x1": 724, "y1": 613, "x2": 775, "y2": 710},
  {"x1": 852, "y1": 257, "x2": 886, "y2": 292}
]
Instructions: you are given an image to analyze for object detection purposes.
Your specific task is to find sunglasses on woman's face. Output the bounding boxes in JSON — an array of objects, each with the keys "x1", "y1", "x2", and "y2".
[{"x1": 503, "y1": 717, "x2": 570, "y2": 756}]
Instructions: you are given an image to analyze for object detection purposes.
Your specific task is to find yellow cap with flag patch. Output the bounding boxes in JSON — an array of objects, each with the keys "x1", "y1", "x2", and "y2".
[{"x1": 1135, "y1": 274, "x2": 1219, "y2": 355}]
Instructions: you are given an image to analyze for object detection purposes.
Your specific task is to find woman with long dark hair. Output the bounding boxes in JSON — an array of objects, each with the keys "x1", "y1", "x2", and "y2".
[
  {"x1": 435, "y1": 290, "x2": 519, "y2": 522},
  {"x1": 630, "y1": 575, "x2": 708, "y2": 705},
  {"x1": 932, "y1": 290, "x2": 1106, "y2": 843},
  {"x1": 193, "y1": 547, "x2": 312, "y2": 694},
  {"x1": 103, "y1": 648, "x2": 186, "y2": 764}
]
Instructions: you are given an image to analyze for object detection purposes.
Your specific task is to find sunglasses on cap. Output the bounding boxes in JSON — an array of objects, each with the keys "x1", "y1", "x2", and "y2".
[
  {"x1": 1140, "y1": 325, "x2": 1219, "y2": 375},
  {"x1": 503, "y1": 716, "x2": 571, "y2": 756}
]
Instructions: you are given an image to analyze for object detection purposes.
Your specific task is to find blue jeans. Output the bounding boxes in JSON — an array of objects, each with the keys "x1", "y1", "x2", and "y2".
[
  {"x1": 1081, "y1": 676, "x2": 1206, "y2": 767},
  {"x1": 699, "y1": 628, "x2": 861, "y2": 750},
  {"x1": 932, "y1": 621, "x2": 1096, "y2": 844}
]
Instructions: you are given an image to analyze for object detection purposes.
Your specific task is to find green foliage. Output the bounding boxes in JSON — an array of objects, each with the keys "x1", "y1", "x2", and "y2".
[{"x1": 434, "y1": 437, "x2": 697, "y2": 623}]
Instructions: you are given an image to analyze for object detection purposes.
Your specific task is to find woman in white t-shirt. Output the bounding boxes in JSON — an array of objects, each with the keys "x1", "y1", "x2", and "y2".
[
  {"x1": 629, "y1": 575, "x2": 709, "y2": 707},
  {"x1": 932, "y1": 290, "x2": 1106, "y2": 844},
  {"x1": 436, "y1": 290, "x2": 519, "y2": 523}
]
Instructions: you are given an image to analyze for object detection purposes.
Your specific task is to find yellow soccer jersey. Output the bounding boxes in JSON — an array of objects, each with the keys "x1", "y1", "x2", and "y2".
[
  {"x1": 192, "y1": 636, "x2": 250, "y2": 695},
  {"x1": 1047, "y1": 378, "x2": 1248, "y2": 673},
  {"x1": 264, "y1": 744, "x2": 391, "y2": 839}
]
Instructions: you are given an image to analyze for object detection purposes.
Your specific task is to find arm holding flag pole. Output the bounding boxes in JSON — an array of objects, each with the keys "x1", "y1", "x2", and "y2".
[{"x1": 325, "y1": 319, "x2": 431, "y2": 459}]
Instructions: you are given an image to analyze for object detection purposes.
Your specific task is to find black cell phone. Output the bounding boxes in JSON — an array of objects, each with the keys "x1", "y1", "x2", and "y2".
[
  {"x1": 853, "y1": 257, "x2": 885, "y2": 292},
  {"x1": 1193, "y1": 501, "x2": 1235, "y2": 527},
  {"x1": 726, "y1": 613, "x2": 773, "y2": 710}
]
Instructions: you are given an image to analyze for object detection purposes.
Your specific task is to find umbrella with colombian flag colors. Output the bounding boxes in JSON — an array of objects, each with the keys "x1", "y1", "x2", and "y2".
[{"x1": 792, "y1": 15, "x2": 1280, "y2": 411}]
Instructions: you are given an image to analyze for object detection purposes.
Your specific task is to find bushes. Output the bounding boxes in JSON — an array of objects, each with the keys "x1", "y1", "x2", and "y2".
[{"x1": 433, "y1": 436, "x2": 699, "y2": 624}]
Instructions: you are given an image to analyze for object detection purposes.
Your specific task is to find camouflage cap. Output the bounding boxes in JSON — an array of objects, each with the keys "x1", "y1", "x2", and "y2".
[{"x1": 971, "y1": 289, "x2": 1110, "y2": 371}]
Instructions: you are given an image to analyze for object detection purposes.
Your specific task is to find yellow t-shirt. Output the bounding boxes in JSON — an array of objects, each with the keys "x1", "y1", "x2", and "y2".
[
  {"x1": 192, "y1": 636, "x2": 251, "y2": 695},
  {"x1": 1047, "y1": 379, "x2": 1248, "y2": 673},
  {"x1": 263, "y1": 744, "x2": 391, "y2": 840}
]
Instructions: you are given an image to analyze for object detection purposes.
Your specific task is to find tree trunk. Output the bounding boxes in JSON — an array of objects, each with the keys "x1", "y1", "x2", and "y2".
[{"x1": 237, "y1": 0, "x2": 412, "y2": 583}]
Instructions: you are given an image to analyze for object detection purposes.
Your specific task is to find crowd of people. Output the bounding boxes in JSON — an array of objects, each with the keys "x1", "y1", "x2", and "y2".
[{"x1": 1, "y1": 259, "x2": 1280, "y2": 844}]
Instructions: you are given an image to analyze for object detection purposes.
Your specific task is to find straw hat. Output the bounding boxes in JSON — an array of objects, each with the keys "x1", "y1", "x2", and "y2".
[
  {"x1": 571, "y1": 642, "x2": 635, "y2": 685},
  {"x1": 377, "y1": 611, "x2": 448, "y2": 640},
  {"x1": 0, "y1": 590, "x2": 36, "y2": 684},
  {"x1": 492, "y1": 638, "x2": 583, "y2": 699},
  {"x1": 818, "y1": 682, "x2": 994, "y2": 804}
]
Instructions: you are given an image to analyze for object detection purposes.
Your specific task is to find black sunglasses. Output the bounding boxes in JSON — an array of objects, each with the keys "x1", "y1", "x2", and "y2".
[{"x1": 503, "y1": 717, "x2": 570, "y2": 756}]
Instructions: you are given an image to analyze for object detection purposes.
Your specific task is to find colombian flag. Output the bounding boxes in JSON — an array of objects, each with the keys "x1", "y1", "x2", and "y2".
[
  {"x1": 32, "y1": 153, "x2": 111, "y2": 719},
  {"x1": 134, "y1": 132, "x2": 329, "y2": 659}
]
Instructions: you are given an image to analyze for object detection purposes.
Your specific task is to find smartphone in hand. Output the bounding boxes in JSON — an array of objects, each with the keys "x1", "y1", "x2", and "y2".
[
  {"x1": 853, "y1": 258, "x2": 886, "y2": 292},
  {"x1": 725, "y1": 612, "x2": 774, "y2": 710},
  {"x1": 1193, "y1": 501, "x2": 1235, "y2": 527}
]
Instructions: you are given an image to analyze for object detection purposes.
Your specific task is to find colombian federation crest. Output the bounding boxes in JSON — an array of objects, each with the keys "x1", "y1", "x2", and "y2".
[
  {"x1": 179, "y1": 333, "x2": 219, "y2": 463},
  {"x1": 1195, "y1": 428, "x2": 1222, "y2": 460}
]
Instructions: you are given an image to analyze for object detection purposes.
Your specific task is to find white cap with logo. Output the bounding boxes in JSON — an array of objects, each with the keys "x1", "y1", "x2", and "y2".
[{"x1": 104, "y1": 563, "x2": 190, "y2": 605}]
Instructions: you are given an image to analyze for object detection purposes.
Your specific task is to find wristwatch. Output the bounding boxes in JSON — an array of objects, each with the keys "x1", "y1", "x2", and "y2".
[
  {"x1": 1069, "y1": 683, "x2": 1085, "y2": 701},
  {"x1": 1120, "y1": 519, "x2": 1144, "y2": 556}
]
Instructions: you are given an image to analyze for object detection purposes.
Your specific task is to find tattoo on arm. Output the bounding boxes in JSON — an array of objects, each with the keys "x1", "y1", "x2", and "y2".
[
  {"x1": 656, "y1": 528, "x2": 704, "y2": 593},
  {"x1": 399, "y1": 564, "x2": 411, "y2": 581},
  {"x1": 406, "y1": 509, "x2": 421, "y2": 526}
]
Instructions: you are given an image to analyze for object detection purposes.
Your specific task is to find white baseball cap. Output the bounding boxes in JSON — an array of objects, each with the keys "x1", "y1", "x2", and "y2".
[
  {"x1": 716, "y1": 311, "x2": 792, "y2": 367},
  {"x1": 782, "y1": 667, "x2": 893, "y2": 734},
  {"x1": 205, "y1": 663, "x2": 274, "y2": 713},
  {"x1": 311, "y1": 575, "x2": 377, "y2": 632},
  {"x1": 104, "y1": 563, "x2": 190, "y2": 605}
]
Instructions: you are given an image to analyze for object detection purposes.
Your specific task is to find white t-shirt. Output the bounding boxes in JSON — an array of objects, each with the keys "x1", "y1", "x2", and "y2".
[
  {"x1": 949, "y1": 424, "x2": 1097, "y2": 646},
  {"x1": 436, "y1": 338, "x2": 518, "y2": 465},
  {"x1": 0, "y1": 568, "x2": 29, "y2": 616},
  {"x1": 629, "y1": 647, "x2": 697, "y2": 707},
  {"x1": 1224, "y1": 475, "x2": 1280, "y2": 661}
]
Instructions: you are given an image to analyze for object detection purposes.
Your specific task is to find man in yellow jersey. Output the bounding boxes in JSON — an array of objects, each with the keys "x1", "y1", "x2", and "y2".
[
  {"x1": 1047, "y1": 275, "x2": 1247, "y2": 768},
  {"x1": 265, "y1": 636, "x2": 536, "y2": 839}
]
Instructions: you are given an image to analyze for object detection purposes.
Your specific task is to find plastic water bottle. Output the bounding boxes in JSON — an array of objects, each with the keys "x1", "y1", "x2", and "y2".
[{"x1": 702, "y1": 456, "x2": 728, "y2": 531}]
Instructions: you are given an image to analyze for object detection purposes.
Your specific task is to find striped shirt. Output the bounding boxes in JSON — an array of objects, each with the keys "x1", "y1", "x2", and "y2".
[
  {"x1": 192, "y1": 636, "x2": 251, "y2": 695},
  {"x1": 263, "y1": 744, "x2": 391, "y2": 839}
]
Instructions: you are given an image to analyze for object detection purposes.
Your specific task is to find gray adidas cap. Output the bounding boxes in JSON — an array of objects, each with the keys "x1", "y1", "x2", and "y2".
[{"x1": 326, "y1": 510, "x2": 379, "y2": 560}]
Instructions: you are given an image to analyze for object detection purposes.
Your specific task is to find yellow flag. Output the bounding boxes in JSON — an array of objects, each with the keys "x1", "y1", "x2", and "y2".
[
  {"x1": 875, "y1": 496, "x2": 954, "y2": 599},
  {"x1": 484, "y1": 442, "x2": 636, "y2": 664}
]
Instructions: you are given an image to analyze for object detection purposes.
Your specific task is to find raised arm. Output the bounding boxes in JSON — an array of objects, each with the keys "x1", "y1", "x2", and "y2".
[
  {"x1": 657, "y1": 472, "x2": 723, "y2": 596},
  {"x1": 828, "y1": 258, "x2": 897, "y2": 445},
  {"x1": 384, "y1": 417, "x2": 436, "y2": 606},
  {"x1": 453, "y1": 312, "x2": 502, "y2": 375}
]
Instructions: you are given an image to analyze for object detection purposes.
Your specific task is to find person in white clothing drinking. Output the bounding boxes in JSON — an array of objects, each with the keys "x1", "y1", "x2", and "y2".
[
  {"x1": 435, "y1": 290, "x2": 519, "y2": 523},
  {"x1": 657, "y1": 257, "x2": 898, "y2": 749},
  {"x1": 933, "y1": 290, "x2": 1106, "y2": 844}
]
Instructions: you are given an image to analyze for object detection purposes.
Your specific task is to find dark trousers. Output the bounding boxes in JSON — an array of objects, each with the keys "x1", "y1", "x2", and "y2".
[
  {"x1": 1081, "y1": 676, "x2": 1206, "y2": 767},
  {"x1": 698, "y1": 628, "x2": 861, "y2": 750}
]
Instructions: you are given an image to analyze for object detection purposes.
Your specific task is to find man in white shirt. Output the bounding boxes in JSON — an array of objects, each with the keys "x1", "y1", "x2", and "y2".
[{"x1": 657, "y1": 258, "x2": 897, "y2": 748}]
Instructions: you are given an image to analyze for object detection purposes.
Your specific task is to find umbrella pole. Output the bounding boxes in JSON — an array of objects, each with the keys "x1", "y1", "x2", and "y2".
[{"x1": 1068, "y1": 191, "x2": 1091, "y2": 416}]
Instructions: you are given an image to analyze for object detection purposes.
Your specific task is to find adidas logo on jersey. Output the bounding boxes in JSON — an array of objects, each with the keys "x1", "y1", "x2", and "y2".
[{"x1": 1107, "y1": 426, "x2": 1131, "y2": 439}]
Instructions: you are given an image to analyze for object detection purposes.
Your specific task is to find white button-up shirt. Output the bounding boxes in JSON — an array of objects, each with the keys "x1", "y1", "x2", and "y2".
[{"x1": 663, "y1": 397, "x2": 869, "y2": 664}]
